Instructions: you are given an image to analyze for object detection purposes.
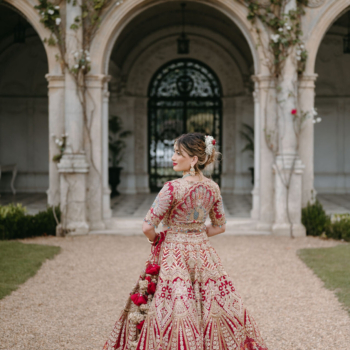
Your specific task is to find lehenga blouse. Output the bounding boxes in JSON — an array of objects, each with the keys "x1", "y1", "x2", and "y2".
[{"x1": 143, "y1": 178, "x2": 227, "y2": 234}]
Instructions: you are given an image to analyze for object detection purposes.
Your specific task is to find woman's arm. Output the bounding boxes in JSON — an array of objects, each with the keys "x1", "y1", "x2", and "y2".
[
  {"x1": 142, "y1": 221, "x2": 157, "y2": 242},
  {"x1": 208, "y1": 184, "x2": 226, "y2": 237},
  {"x1": 142, "y1": 181, "x2": 174, "y2": 243},
  {"x1": 206, "y1": 224, "x2": 226, "y2": 237}
]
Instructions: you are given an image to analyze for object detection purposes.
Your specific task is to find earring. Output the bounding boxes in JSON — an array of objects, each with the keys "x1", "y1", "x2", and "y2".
[{"x1": 189, "y1": 165, "x2": 195, "y2": 176}]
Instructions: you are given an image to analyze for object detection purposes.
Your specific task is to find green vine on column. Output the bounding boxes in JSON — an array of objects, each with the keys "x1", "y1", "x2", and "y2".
[
  {"x1": 240, "y1": 0, "x2": 308, "y2": 77},
  {"x1": 237, "y1": 0, "x2": 320, "y2": 237},
  {"x1": 34, "y1": 0, "x2": 124, "y2": 234}
]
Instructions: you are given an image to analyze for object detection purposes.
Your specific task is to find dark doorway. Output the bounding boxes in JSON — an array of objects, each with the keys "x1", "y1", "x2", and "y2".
[{"x1": 148, "y1": 59, "x2": 222, "y2": 191}]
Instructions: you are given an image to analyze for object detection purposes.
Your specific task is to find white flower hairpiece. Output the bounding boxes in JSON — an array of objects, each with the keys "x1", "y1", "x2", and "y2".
[{"x1": 204, "y1": 135, "x2": 216, "y2": 156}]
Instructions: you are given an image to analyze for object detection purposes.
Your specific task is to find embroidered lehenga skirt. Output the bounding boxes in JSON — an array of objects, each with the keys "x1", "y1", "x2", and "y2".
[{"x1": 102, "y1": 230, "x2": 268, "y2": 350}]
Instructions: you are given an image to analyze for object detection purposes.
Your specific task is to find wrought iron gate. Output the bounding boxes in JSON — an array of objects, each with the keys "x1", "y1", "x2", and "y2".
[{"x1": 148, "y1": 59, "x2": 222, "y2": 191}]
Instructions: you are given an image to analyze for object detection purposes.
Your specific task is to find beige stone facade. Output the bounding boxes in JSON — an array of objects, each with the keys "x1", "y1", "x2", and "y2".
[{"x1": 0, "y1": 0, "x2": 349, "y2": 235}]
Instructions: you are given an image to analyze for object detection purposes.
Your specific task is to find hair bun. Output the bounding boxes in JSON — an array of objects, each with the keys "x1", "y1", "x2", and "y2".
[{"x1": 174, "y1": 133, "x2": 221, "y2": 174}]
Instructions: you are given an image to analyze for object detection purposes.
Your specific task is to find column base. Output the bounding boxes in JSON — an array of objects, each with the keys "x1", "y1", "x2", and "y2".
[
  {"x1": 89, "y1": 220, "x2": 106, "y2": 230},
  {"x1": 272, "y1": 222, "x2": 306, "y2": 237},
  {"x1": 103, "y1": 187, "x2": 112, "y2": 219},
  {"x1": 250, "y1": 186, "x2": 260, "y2": 220},
  {"x1": 57, "y1": 153, "x2": 90, "y2": 236},
  {"x1": 56, "y1": 222, "x2": 89, "y2": 236},
  {"x1": 256, "y1": 221, "x2": 272, "y2": 232}
]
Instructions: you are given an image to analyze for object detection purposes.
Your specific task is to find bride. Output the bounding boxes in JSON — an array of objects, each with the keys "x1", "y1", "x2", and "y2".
[{"x1": 103, "y1": 132, "x2": 268, "y2": 350}]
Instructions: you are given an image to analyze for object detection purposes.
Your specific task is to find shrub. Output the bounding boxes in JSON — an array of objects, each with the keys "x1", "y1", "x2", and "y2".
[
  {"x1": 0, "y1": 204, "x2": 60, "y2": 240},
  {"x1": 302, "y1": 200, "x2": 330, "y2": 236},
  {"x1": 0, "y1": 204, "x2": 27, "y2": 240},
  {"x1": 326, "y1": 214, "x2": 350, "y2": 242}
]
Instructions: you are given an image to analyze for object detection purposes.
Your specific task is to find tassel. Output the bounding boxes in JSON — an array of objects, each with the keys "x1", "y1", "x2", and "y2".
[
  {"x1": 137, "y1": 320, "x2": 145, "y2": 330},
  {"x1": 130, "y1": 293, "x2": 148, "y2": 306},
  {"x1": 145, "y1": 264, "x2": 160, "y2": 275}
]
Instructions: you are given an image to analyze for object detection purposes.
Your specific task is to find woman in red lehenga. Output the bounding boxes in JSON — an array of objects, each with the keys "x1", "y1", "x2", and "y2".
[{"x1": 103, "y1": 133, "x2": 268, "y2": 350}]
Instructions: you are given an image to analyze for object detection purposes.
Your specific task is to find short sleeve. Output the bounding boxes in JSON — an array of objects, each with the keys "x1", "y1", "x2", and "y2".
[
  {"x1": 144, "y1": 181, "x2": 174, "y2": 228},
  {"x1": 209, "y1": 186, "x2": 226, "y2": 227}
]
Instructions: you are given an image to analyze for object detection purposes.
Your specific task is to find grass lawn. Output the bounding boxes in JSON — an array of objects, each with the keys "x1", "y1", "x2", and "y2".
[
  {"x1": 0, "y1": 241, "x2": 61, "y2": 300},
  {"x1": 298, "y1": 243, "x2": 350, "y2": 315}
]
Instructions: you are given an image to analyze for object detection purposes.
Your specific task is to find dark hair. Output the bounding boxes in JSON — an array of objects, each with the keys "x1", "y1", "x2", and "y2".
[{"x1": 174, "y1": 132, "x2": 221, "y2": 173}]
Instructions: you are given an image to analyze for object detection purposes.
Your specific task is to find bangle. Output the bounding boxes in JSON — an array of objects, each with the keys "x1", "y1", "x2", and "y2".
[{"x1": 147, "y1": 237, "x2": 154, "y2": 244}]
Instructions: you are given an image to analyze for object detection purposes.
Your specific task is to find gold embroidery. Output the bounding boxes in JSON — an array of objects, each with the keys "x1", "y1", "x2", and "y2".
[
  {"x1": 103, "y1": 180, "x2": 268, "y2": 350},
  {"x1": 144, "y1": 179, "x2": 226, "y2": 232}
]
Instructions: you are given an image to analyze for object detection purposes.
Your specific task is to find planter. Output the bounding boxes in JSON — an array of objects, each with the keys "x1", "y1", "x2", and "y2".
[
  {"x1": 109, "y1": 167, "x2": 123, "y2": 197},
  {"x1": 249, "y1": 167, "x2": 254, "y2": 185}
]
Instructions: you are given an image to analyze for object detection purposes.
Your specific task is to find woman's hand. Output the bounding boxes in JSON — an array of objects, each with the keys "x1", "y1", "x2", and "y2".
[
  {"x1": 142, "y1": 221, "x2": 157, "y2": 242},
  {"x1": 206, "y1": 224, "x2": 226, "y2": 237}
]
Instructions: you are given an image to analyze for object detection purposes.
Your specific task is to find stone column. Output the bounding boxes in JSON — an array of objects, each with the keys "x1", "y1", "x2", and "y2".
[
  {"x1": 272, "y1": 0, "x2": 306, "y2": 236},
  {"x1": 134, "y1": 97, "x2": 149, "y2": 193},
  {"x1": 57, "y1": 0, "x2": 89, "y2": 235},
  {"x1": 221, "y1": 97, "x2": 236, "y2": 194},
  {"x1": 250, "y1": 79, "x2": 260, "y2": 220},
  {"x1": 102, "y1": 80, "x2": 112, "y2": 219},
  {"x1": 84, "y1": 74, "x2": 111, "y2": 229},
  {"x1": 252, "y1": 75, "x2": 275, "y2": 231},
  {"x1": 117, "y1": 96, "x2": 138, "y2": 194},
  {"x1": 46, "y1": 74, "x2": 65, "y2": 206},
  {"x1": 299, "y1": 74, "x2": 318, "y2": 207}
]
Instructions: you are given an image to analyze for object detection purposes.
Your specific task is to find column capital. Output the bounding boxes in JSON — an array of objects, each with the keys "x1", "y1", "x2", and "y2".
[
  {"x1": 45, "y1": 74, "x2": 65, "y2": 88},
  {"x1": 85, "y1": 74, "x2": 111, "y2": 88},
  {"x1": 251, "y1": 74, "x2": 275, "y2": 89},
  {"x1": 298, "y1": 73, "x2": 318, "y2": 89}
]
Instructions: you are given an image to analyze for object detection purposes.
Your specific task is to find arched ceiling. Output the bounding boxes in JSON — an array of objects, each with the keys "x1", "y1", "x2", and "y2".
[
  {"x1": 0, "y1": 4, "x2": 39, "y2": 59},
  {"x1": 332, "y1": 9, "x2": 350, "y2": 29},
  {"x1": 110, "y1": 1, "x2": 253, "y2": 71},
  {"x1": 0, "y1": 4, "x2": 34, "y2": 42}
]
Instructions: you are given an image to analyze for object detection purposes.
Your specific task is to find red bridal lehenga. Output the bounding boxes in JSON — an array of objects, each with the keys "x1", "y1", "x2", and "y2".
[{"x1": 103, "y1": 178, "x2": 268, "y2": 350}]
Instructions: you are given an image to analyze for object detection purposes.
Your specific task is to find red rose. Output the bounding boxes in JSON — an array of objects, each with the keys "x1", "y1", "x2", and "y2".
[
  {"x1": 212, "y1": 139, "x2": 216, "y2": 145},
  {"x1": 147, "y1": 281, "x2": 157, "y2": 294},
  {"x1": 146, "y1": 264, "x2": 160, "y2": 275},
  {"x1": 291, "y1": 109, "x2": 297, "y2": 115},
  {"x1": 130, "y1": 293, "x2": 147, "y2": 306},
  {"x1": 137, "y1": 320, "x2": 145, "y2": 330},
  {"x1": 145, "y1": 276, "x2": 151, "y2": 282}
]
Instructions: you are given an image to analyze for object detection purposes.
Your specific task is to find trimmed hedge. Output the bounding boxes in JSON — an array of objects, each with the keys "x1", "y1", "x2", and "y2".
[
  {"x1": 302, "y1": 201, "x2": 350, "y2": 242},
  {"x1": 301, "y1": 200, "x2": 330, "y2": 237},
  {"x1": 326, "y1": 214, "x2": 350, "y2": 242},
  {"x1": 0, "y1": 204, "x2": 60, "y2": 240}
]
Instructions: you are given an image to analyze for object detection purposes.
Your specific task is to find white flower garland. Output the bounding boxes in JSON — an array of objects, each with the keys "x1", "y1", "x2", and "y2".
[{"x1": 204, "y1": 135, "x2": 216, "y2": 156}]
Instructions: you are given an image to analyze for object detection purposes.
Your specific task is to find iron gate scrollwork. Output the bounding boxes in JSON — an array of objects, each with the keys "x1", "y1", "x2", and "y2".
[{"x1": 148, "y1": 59, "x2": 222, "y2": 191}]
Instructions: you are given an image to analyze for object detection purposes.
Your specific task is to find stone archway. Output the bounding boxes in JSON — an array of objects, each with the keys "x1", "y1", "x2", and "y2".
[
  {"x1": 88, "y1": 0, "x2": 272, "y2": 227},
  {"x1": 2, "y1": 1, "x2": 64, "y2": 207},
  {"x1": 0, "y1": 2, "x2": 61, "y2": 201},
  {"x1": 108, "y1": 11, "x2": 257, "y2": 198},
  {"x1": 90, "y1": 0, "x2": 263, "y2": 76},
  {"x1": 312, "y1": 9, "x2": 350, "y2": 198},
  {"x1": 3, "y1": 0, "x2": 60, "y2": 74},
  {"x1": 305, "y1": 1, "x2": 350, "y2": 76}
]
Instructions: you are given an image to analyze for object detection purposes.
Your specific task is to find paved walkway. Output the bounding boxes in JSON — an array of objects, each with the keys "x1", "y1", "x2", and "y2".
[{"x1": 0, "y1": 234, "x2": 349, "y2": 350}]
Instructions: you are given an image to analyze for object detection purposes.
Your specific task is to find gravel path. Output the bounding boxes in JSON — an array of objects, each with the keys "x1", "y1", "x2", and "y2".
[{"x1": 0, "y1": 234, "x2": 349, "y2": 350}]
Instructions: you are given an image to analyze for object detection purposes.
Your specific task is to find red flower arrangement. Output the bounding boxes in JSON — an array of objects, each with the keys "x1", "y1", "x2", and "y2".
[
  {"x1": 147, "y1": 281, "x2": 156, "y2": 294},
  {"x1": 137, "y1": 320, "x2": 145, "y2": 330},
  {"x1": 128, "y1": 231, "x2": 166, "y2": 343},
  {"x1": 130, "y1": 293, "x2": 148, "y2": 306},
  {"x1": 145, "y1": 264, "x2": 160, "y2": 275}
]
